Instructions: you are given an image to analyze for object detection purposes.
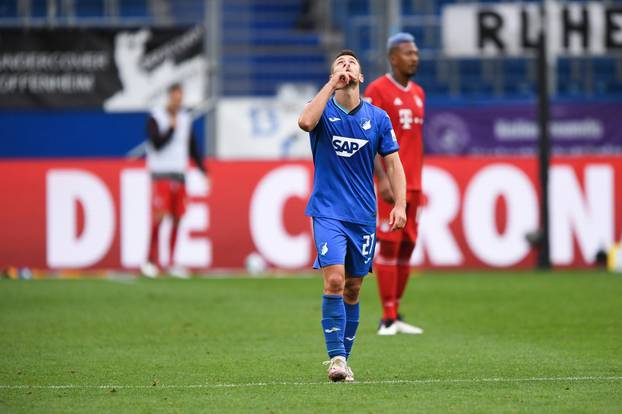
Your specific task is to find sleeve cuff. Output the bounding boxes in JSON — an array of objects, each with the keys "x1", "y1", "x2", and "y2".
[{"x1": 379, "y1": 148, "x2": 399, "y2": 157}]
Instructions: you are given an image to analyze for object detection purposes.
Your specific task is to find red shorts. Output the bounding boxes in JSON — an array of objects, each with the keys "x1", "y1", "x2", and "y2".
[
  {"x1": 376, "y1": 190, "x2": 422, "y2": 243},
  {"x1": 152, "y1": 179, "x2": 187, "y2": 219}
]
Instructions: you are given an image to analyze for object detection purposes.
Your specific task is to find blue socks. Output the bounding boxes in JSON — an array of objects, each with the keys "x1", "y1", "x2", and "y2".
[
  {"x1": 321, "y1": 295, "x2": 360, "y2": 360},
  {"x1": 321, "y1": 294, "x2": 346, "y2": 358},
  {"x1": 344, "y1": 302, "x2": 360, "y2": 359}
]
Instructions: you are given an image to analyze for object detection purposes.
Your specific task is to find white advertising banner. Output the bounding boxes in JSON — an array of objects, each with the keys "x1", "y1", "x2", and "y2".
[
  {"x1": 216, "y1": 85, "x2": 316, "y2": 159},
  {"x1": 1, "y1": 157, "x2": 622, "y2": 271},
  {"x1": 442, "y1": 1, "x2": 622, "y2": 57}
]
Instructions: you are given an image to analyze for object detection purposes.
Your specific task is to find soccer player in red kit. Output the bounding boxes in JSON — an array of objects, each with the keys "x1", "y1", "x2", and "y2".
[
  {"x1": 364, "y1": 33, "x2": 425, "y2": 335},
  {"x1": 140, "y1": 83, "x2": 207, "y2": 279}
]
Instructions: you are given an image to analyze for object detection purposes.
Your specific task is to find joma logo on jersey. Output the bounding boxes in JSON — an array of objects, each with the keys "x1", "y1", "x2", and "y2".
[{"x1": 332, "y1": 135, "x2": 368, "y2": 157}]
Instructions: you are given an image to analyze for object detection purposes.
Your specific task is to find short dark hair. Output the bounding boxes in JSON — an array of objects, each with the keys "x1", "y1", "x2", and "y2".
[
  {"x1": 168, "y1": 83, "x2": 182, "y2": 93},
  {"x1": 332, "y1": 49, "x2": 363, "y2": 72},
  {"x1": 334, "y1": 49, "x2": 359, "y2": 62}
]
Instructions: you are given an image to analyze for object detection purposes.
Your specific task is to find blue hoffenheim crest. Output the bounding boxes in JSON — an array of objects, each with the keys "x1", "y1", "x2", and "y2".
[{"x1": 360, "y1": 118, "x2": 371, "y2": 130}]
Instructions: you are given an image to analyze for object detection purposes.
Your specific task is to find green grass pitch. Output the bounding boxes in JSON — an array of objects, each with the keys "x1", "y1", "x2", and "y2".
[{"x1": 1, "y1": 271, "x2": 621, "y2": 413}]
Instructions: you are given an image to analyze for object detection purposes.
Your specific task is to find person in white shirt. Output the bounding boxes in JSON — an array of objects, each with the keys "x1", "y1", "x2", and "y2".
[{"x1": 140, "y1": 83, "x2": 207, "y2": 278}]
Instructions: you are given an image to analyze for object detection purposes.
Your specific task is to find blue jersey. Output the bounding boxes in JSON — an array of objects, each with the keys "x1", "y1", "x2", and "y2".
[{"x1": 305, "y1": 97, "x2": 400, "y2": 225}]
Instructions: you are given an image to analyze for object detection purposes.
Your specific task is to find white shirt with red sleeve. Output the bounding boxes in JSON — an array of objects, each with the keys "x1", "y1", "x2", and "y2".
[{"x1": 146, "y1": 107, "x2": 192, "y2": 174}]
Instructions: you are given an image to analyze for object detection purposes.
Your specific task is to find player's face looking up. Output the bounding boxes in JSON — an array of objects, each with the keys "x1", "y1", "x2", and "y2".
[
  {"x1": 331, "y1": 54, "x2": 363, "y2": 87},
  {"x1": 389, "y1": 42, "x2": 419, "y2": 78}
]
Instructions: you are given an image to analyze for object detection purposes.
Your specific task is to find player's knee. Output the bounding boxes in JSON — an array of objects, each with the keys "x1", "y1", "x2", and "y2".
[
  {"x1": 324, "y1": 272, "x2": 345, "y2": 294},
  {"x1": 343, "y1": 283, "x2": 361, "y2": 303}
]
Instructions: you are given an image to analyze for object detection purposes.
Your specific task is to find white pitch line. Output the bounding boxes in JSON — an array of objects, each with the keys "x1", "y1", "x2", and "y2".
[
  {"x1": 104, "y1": 278, "x2": 137, "y2": 285},
  {"x1": 1, "y1": 376, "x2": 621, "y2": 390}
]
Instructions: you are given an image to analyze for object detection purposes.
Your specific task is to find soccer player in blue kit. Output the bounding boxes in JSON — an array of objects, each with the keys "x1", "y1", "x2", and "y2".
[{"x1": 298, "y1": 50, "x2": 407, "y2": 382}]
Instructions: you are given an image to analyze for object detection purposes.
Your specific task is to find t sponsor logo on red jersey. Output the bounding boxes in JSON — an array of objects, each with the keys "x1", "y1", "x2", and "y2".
[{"x1": 399, "y1": 108, "x2": 413, "y2": 129}]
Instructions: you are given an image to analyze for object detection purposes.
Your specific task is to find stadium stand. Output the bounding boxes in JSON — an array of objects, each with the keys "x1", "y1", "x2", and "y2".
[
  {"x1": 1, "y1": 0, "x2": 621, "y2": 158},
  {"x1": 2, "y1": 0, "x2": 620, "y2": 99},
  {"x1": 336, "y1": 0, "x2": 622, "y2": 100}
]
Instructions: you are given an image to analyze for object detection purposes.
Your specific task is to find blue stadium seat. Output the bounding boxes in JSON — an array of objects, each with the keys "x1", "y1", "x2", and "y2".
[
  {"x1": 31, "y1": 1, "x2": 47, "y2": 17},
  {"x1": 169, "y1": 1, "x2": 204, "y2": 24},
  {"x1": 592, "y1": 57, "x2": 616, "y2": 79},
  {"x1": 459, "y1": 59, "x2": 483, "y2": 76},
  {"x1": 0, "y1": 0, "x2": 17, "y2": 18},
  {"x1": 402, "y1": 24, "x2": 427, "y2": 46},
  {"x1": 556, "y1": 58, "x2": 582, "y2": 97},
  {"x1": 346, "y1": 0, "x2": 370, "y2": 16},
  {"x1": 221, "y1": 0, "x2": 328, "y2": 96},
  {"x1": 120, "y1": 0, "x2": 147, "y2": 18},
  {"x1": 76, "y1": 0, "x2": 105, "y2": 17}
]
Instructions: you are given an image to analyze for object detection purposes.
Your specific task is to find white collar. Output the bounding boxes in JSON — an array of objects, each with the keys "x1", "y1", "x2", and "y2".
[{"x1": 385, "y1": 73, "x2": 412, "y2": 92}]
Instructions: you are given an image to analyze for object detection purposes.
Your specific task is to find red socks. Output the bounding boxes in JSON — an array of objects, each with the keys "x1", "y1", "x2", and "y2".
[
  {"x1": 375, "y1": 241, "x2": 416, "y2": 320},
  {"x1": 375, "y1": 241, "x2": 399, "y2": 321},
  {"x1": 169, "y1": 220, "x2": 179, "y2": 265},
  {"x1": 148, "y1": 218, "x2": 161, "y2": 264},
  {"x1": 395, "y1": 242, "x2": 415, "y2": 313},
  {"x1": 148, "y1": 217, "x2": 180, "y2": 266}
]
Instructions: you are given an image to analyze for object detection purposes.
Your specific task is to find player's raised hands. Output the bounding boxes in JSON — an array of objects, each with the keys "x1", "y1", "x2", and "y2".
[{"x1": 330, "y1": 70, "x2": 353, "y2": 90}]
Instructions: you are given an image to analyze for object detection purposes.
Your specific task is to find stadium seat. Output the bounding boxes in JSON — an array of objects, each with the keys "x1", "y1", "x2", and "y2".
[
  {"x1": 221, "y1": 0, "x2": 328, "y2": 96},
  {"x1": 331, "y1": 0, "x2": 621, "y2": 99},
  {"x1": 0, "y1": 1, "x2": 17, "y2": 18},
  {"x1": 120, "y1": 0, "x2": 148, "y2": 18},
  {"x1": 76, "y1": 0, "x2": 105, "y2": 18}
]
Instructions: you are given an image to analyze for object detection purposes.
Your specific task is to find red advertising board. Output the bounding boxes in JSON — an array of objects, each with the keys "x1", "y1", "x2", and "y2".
[{"x1": 0, "y1": 156, "x2": 620, "y2": 271}]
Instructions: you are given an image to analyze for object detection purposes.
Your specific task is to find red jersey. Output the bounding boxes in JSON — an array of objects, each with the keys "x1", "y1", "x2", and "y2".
[{"x1": 364, "y1": 74, "x2": 425, "y2": 191}]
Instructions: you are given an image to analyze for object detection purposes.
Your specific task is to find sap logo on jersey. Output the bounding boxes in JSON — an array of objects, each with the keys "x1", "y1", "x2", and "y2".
[{"x1": 332, "y1": 135, "x2": 368, "y2": 157}]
